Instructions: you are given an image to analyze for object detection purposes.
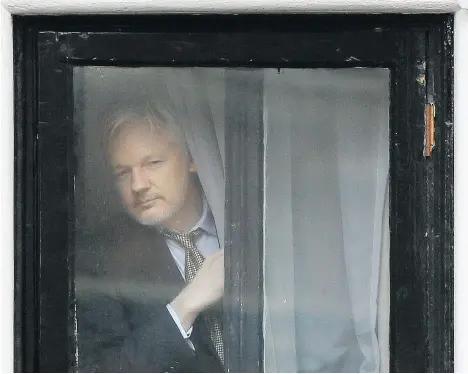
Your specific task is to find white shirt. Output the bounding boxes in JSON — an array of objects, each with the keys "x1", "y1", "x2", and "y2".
[{"x1": 165, "y1": 199, "x2": 220, "y2": 346}]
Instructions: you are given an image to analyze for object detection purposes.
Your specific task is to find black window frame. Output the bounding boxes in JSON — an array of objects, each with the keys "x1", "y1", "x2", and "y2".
[{"x1": 14, "y1": 14, "x2": 454, "y2": 373}]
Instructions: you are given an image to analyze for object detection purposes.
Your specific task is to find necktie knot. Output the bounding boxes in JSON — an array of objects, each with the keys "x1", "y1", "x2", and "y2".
[
  {"x1": 160, "y1": 227, "x2": 205, "y2": 281},
  {"x1": 160, "y1": 227, "x2": 203, "y2": 251}
]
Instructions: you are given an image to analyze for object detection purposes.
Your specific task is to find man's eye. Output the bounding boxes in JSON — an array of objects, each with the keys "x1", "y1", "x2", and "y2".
[{"x1": 147, "y1": 160, "x2": 162, "y2": 167}]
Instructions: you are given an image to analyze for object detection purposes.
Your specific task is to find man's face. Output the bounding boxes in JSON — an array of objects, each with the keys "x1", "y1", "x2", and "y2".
[{"x1": 108, "y1": 123, "x2": 196, "y2": 226}]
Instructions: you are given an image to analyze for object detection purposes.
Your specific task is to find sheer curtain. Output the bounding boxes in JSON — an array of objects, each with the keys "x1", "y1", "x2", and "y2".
[
  {"x1": 263, "y1": 69, "x2": 390, "y2": 372},
  {"x1": 134, "y1": 67, "x2": 390, "y2": 372},
  {"x1": 163, "y1": 68, "x2": 226, "y2": 244}
]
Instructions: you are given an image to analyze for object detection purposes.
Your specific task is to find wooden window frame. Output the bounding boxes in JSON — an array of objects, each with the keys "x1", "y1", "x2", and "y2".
[{"x1": 14, "y1": 14, "x2": 454, "y2": 372}]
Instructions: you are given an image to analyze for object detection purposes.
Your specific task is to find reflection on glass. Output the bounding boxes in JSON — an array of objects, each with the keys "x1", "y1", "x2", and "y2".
[
  {"x1": 264, "y1": 68, "x2": 390, "y2": 372},
  {"x1": 73, "y1": 66, "x2": 389, "y2": 373},
  {"x1": 73, "y1": 67, "x2": 226, "y2": 372}
]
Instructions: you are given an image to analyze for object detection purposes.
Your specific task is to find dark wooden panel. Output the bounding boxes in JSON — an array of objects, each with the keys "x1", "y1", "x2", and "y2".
[
  {"x1": 61, "y1": 31, "x2": 400, "y2": 67},
  {"x1": 224, "y1": 70, "x2": 264, "y2": 373},
  {"x1": 425, "y1": 18, "x2": 454, "y2": 372},
  {"x1": 389, "y1": 20, "x2": 454, "y2": 372},
  {"x1": 14, "y1": 18, "x2": 40, "y2": 374},
  {"x1": 36, "y1": 32, "x2": 75, "y2": 372}
]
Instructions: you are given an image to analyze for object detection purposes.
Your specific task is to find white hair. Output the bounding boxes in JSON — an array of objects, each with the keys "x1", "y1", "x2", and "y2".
[{"x1": 103, "y1": 99, "x2": 188, "y2": 154}]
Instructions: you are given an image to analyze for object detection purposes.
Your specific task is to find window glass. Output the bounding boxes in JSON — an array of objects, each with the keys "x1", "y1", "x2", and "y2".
[
  {"x1": 73, "y1": 67, "x2": 389, "y2": 372},
  {"x1": 73, "y1": 67, "x2": 227, "y2": 372},
  {"x1": 263, "y1": 68, "x2": 390, "y2": 372}
]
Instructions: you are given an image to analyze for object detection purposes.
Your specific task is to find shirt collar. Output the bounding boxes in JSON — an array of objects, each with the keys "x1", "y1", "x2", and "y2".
[{"x1": 190, "y1": 197, "x2": 218, "y2": 237}]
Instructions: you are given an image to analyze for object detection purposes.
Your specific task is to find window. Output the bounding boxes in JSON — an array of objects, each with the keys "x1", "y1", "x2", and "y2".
[{"x1": 14, "y1": 14, "x2": 454, "y2": 372}]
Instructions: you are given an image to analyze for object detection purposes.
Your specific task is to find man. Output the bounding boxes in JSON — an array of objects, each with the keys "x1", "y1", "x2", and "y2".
[{"x1": 75, "y1": 100, "x2": 225, "y2": 372}]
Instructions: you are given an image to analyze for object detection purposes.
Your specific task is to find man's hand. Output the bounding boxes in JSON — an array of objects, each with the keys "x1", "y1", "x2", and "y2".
[{"x1": 170, "y1": 251, "x2": 224, "y2": 331}]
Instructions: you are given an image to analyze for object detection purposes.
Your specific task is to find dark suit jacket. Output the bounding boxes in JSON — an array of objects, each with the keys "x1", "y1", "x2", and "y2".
[{"x1": 75, "y1": 215, "x2": 224, "y2": 373}]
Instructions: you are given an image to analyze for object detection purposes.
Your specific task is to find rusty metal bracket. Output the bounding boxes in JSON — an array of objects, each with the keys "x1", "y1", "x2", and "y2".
[{"x1": 424, "y1": 102, "x2": 435, "y2": 158}]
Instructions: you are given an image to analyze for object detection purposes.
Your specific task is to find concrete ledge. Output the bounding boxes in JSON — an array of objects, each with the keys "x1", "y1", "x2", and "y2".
[{"x1": 1, "y1": 0, "x2": 461, "y2": 15}]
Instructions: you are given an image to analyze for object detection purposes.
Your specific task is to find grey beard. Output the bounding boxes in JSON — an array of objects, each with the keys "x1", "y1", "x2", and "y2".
[
  {"x1": 131, "y1": 206, "x2": 179, "y2": 226},
  {"x1": 127, "y1": 194, "x2": 188, "y2": 228}
]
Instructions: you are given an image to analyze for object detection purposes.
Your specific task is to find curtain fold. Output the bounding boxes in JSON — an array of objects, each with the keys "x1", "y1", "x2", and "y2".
[
  {"x1": 264, "y1": 68, "x2": 390, "y2": 372},
  {"x1": 163, "y1": 68, "x2": 226, "y2": 244},
  {"x1": 334, "y1": 87, "x2": 389, "y2": 372},
  {"x1": 264, "y1": 69, "x2": 298, "y2": 372}
]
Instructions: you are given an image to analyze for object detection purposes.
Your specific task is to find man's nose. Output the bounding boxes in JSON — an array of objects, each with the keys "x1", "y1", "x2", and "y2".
[{"x1": 131, "y1": 168, "x2": 150, "y2": 192}]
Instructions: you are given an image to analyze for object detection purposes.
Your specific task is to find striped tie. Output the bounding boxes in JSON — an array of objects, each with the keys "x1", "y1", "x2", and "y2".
[{"x1": 161, "y1": 228, "x2": 224, "y2": 364}]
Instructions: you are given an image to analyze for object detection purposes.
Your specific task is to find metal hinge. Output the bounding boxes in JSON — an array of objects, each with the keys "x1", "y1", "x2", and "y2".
[{"x1": 424, "y1": 102, "x2": 435, "y2": 158}]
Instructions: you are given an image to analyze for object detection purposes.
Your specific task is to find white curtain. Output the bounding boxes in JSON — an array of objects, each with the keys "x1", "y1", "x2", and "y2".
[
  {"x1": 170, "y1": 67, "x2": 390, "y2": 372},
  {"x1": 163, "y1": 68, "x2": 226, "y2": 244},
  {"x1": 263, "y1": 68, "x2": 390, "y2": 372}
]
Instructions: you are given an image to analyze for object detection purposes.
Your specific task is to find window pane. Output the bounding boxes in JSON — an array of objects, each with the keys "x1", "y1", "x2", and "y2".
[
  {"x1": 73, "y1": 67, "x2": 227, "y2": 372},
  {"x1": 263, "y1": 68, "x2": 390, "y2": 372},
  {"x1": 72, "y1": 66, "x2": 389, "y2": 372}
]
